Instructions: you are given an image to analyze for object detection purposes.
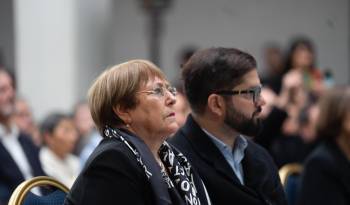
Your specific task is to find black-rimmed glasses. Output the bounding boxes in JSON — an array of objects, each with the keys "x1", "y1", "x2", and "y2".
[{"x1": 215, "y1": 85, "x2": 262, "y2": 103}]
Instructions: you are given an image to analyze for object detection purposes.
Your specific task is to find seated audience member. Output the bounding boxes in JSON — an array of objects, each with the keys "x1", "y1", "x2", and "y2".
[
  {"x1": 72, "y1": 101, "x2": 95, "y2": 155},
  {"x1": 269, "y1": 103, "x2": 319, "y2": 168},
  {"x1": 40, "y1": 112, "x2": 80, "y2": 188},
  {"x1": 173, "y1": 91, "x2": 190, "y2": 128},
  {"x1": 13, "y1": 97, "x2": 41, "y2": 146},
  {"x1": 169, "y1": 48, "x2": 287, "y2": 205},
  {"x1": 284, "y1": 36, "x2": 325, "y2": 99},
  {"x1": 298, "y1": 86, "x2": 350, "y2": 205},
  {"x1": 64, "y1": 60, "x2": 211, "y2": 205},
  {"x1": 71, "y1": 101, "x2": 102, "y2": 166},
  {"x1": 255, "y1": 86, "x2": 289, "y2": 152},
  {"x1": 257, "y1": 69, "x2": 319, "y2": 168},
  {"x1": 0, "y1": 68, "x2": 45, "y2": 204},
  {"x1": 172, "y1": 46, "x2": 196, "y2": 129},
  {"x1": 261, "y1": 43, "x2": 285, "y2": 94},
  {"x1": 79, "y1": 128, "x2": 101, "y2": 166}
]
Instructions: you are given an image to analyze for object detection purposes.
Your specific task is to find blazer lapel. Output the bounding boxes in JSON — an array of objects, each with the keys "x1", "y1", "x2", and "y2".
[
  {"x1": 242, "y1": 144, "x2": 267, "y2": 196},
  {"x1": 182, "y1": 115, "x2": 263, "y2": 197},
  {"x1": 18, "y1": 135, "x2": 38, "y2": 174},
  {"x1": 115, "y1": 129, "x2": 173, "y2": 205},
  {"x1": 0, "y1": 140, "x2": 25, "y2": 182},
  {"x1": 181, "y1": 115, "x2": 241, "y2": 185}
]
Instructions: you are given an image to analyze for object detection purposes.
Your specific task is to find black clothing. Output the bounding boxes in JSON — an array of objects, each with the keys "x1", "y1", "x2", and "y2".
[
  {"x1": 0, "y1": 133, "x2": 46, "y2": 204},
  {"x1": 169, "y1": 115, "x2": 287, "y2": 205},
  {"x1": 65, "y1": 128, "x2": 210, "y2": 205},
  {"x1": 298, "y1": 141, "x2": 350, "y2": 205},
  {"x1": 269, "y1": 136, "x2": 318, "y2": 168}
]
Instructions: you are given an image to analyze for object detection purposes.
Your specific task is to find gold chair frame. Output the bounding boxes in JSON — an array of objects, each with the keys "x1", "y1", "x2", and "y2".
[
  {"x1": 279, "y1": 163, "x2": 303, "y2": 187},
  {"x1": 8, "y1": 176, "x2": 69, "y2": 205}
]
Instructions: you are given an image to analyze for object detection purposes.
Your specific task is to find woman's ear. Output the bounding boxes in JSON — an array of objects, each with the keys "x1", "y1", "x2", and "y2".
[
  {"x1": 207, "y1": 94, "x2": 226, "y2": 117},
  {"x1": 113, "y1": 105, "x2": 131, "y2": 124}
]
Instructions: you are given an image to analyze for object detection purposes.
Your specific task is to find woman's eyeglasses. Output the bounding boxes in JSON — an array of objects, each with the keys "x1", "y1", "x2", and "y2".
[
  {"x1": 139, "y1": 85, "x2": 177, "y2": 97},
  {"x1": 215, "y1": 85, "x2": 262, "y2": 103}
]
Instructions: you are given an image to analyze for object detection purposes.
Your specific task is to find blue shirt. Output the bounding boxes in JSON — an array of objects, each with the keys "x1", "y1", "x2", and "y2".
[{"x1": 203, "y1": 129, "x2": 248, "y2": 185}]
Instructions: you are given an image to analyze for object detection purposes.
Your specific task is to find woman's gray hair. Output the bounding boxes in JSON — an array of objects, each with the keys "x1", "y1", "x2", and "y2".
[{"x1": 88, "y1": 59, "x2": 166, "y2": 135}]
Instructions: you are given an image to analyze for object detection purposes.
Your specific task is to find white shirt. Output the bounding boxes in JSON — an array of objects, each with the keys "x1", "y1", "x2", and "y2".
[
  {"x1": 0, "y1": 124, "x2": 34, "y2": 180},
  {"x1": 0, "y1": 123, "x2": 41, "y2": 195},
  {"x1": 39, "y1": 147, "x2": 80, "y2": 188}
]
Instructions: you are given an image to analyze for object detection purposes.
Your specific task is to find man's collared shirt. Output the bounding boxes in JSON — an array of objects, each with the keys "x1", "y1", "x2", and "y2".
[
  {"x1": 0, "y1": 123, "x2": 41, "y2": 195},
  {"x1": 0, "y1": 123, "x2": 34, "y2": 180},
  {"x1": 203, "y1": 129, "x2": 248, "y2": 185}
]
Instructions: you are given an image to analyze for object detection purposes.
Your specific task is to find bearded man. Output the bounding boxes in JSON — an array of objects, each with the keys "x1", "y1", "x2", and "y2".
[
  {"x1": 169, "y1": 47, "x2": 287, "y2": 205},
  {"x1": 0, "y1": 68, "x2": 45, "y2": 204}
]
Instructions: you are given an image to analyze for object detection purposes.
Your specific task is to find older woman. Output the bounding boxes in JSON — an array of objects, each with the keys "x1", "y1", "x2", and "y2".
[
  {"x1": 40, "y1": 112, "x2": 80, "y2": 188},
  {"x1": 298, "y1": 86, "x2": 350, "y2": 205},
  {"x1": 64, "y1": 60, "x2": 210, "y2": 205}
]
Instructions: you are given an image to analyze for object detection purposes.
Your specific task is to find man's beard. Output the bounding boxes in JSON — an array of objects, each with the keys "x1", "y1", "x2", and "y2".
[{"x1": 224, "y1": 103, "x2": 263, "y2": 137}]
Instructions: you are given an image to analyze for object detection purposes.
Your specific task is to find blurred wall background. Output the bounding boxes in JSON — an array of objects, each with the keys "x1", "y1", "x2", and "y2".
[
  {"x1": 0, "y1": 0, "x2": 349, "y2": 120},
  {"x1": 0, "y1": 0, "x2": 15, "y2": 71}
]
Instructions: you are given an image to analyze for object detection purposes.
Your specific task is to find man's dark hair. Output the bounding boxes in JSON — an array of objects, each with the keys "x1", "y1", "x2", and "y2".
[{"x1": 182, "y1": 47, "x2": 257, "y2": 114}]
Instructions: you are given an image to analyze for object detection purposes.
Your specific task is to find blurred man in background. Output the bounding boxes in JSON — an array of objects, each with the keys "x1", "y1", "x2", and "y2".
[
  {"x1": 13, "y1": 97, "x2": 41, "y2": 146},
  {"x1": 0, "y1": 67, "x2": 45, "y2": 204}
]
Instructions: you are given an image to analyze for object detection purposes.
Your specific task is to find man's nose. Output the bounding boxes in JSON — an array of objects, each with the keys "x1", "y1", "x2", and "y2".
[{"x1": 255, "y1": 95, "x2": 266, "y2": 107}]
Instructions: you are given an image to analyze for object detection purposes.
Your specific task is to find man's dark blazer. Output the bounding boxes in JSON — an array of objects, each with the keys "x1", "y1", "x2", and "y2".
[
  {"x1": 0, "y1": 133, "x2": 46, "y2": 203},
  {"x1": 169, "y1": 115, "x2": 287, "y2": 205},
  {"x1": 297, "y1": 141, "x2": 350, "y2": 205}
]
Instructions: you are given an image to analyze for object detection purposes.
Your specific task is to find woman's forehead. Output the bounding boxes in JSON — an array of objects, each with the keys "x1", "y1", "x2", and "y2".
[{"x1": 143, "y1": 77, "x2": 169, "y2": 87}]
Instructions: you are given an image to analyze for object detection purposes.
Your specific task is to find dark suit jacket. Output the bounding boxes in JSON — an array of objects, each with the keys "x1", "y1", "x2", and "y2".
[
  {"x1": 0, "y1": 133, "x2": 45, "y2": 203},
  {"x1": 297, "y1": 141, "x2": 350, "y2": 205},
  {"x1": 65, "y1": 134, "x2": 210, "y2": 205},
  {"x1": 169, "y1": 115, "x2": 287, "y2": 205}
]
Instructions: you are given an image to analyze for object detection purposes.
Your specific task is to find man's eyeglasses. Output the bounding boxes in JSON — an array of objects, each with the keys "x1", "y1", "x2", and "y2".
[
  {"x1": 215, "y1": 85, "x2": 262, "y2": 103},
  {"x1": 139, "y1": 85, "x2": 177, "y2": 97}
]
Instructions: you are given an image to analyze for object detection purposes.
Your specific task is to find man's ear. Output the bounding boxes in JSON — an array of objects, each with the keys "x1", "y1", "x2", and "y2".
[
  {"x1": 207, "y1": 94, "x2": 226, "y2": 117},
  {"x1": 112, "y1": 105, "x2": 132, "y2": 124}
]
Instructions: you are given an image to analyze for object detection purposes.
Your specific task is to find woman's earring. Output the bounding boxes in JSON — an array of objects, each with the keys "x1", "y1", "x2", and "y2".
[{"x1": 126, "y1": 123, "x2": 130, "y2": 128}]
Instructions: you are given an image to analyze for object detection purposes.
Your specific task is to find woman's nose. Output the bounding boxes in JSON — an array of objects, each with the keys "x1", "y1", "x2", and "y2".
[{"x1": 165, "y1": 91, "x2": 176, "y2": 106}]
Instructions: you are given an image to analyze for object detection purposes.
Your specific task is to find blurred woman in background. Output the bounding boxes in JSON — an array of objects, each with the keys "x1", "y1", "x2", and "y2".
[
  {"x1": 40, "y1": 112, "x2": 80, "y2": 188},
  {"x1": 284, "y1": 37, "x2": 324, "y2": 99},
  {"x1": 298, "y1": 86, "x2": 350, "y2": 205}
]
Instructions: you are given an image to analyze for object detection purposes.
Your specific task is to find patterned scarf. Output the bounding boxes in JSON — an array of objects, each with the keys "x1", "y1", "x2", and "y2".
[
  {"x1": 103, "y1": 126, "x2": 207, "y2": 205},
  {"x1": 159, "y1": 141, "x2": 201, "y2": 205}
]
